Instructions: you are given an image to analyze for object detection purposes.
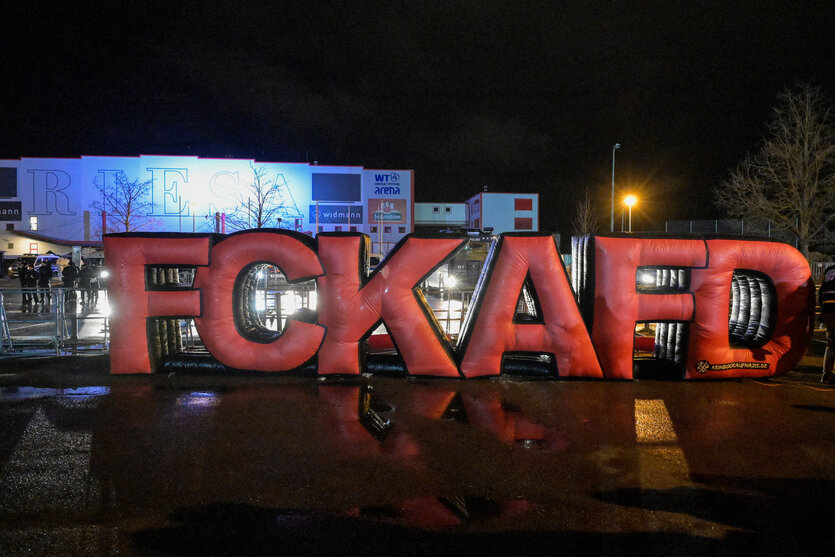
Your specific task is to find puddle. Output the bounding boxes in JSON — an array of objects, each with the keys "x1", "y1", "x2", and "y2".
[{"x1": 0, "y1": 386, "x2": 110, "y2": 400}]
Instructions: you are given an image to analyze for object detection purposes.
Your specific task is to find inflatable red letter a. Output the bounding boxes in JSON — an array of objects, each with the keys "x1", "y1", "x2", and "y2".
[{"x1": 458, "y1": 234, "x2": 602, "y2": 378}]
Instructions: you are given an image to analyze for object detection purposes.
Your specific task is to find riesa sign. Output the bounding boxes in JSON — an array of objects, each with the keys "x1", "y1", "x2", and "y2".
[{"x1": 103, "y1": 231, "x2": 814, "y2": 379}]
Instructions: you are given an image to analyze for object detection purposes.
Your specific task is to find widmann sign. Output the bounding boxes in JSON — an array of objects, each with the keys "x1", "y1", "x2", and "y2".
[{"x1": 103, "y1": 231, "x2": 815, "y2": 379}]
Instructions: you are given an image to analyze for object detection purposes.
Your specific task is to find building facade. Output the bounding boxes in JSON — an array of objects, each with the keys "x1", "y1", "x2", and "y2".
[
  {"x1": 0, "y1": 155, "x2": 414, "y2": 255},
  {"x1": 465, "y1": 192, "x2": 538, "y2": 234},
  {"x1": 413, "y1": 202, "x2": 468, "y2": 233}
]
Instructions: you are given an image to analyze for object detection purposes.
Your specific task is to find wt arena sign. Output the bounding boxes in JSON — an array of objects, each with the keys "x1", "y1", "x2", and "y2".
[{"x1": 103, "y1": 231, "x2": 814, "y2": 379}]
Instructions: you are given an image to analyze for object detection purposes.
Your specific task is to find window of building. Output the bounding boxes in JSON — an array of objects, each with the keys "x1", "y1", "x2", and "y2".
[
  {"x1": 318, "y1": 226, "x2": 324, "y2": 233},
  {"x1": 445, "y1": 207, "x2": 452, "y2": 213},
  {"x1": 29, "y1": 216, "x2": 38, "y2": 231},
  {"x1": 371, "y1": 226, "x2": 378, "y2": 233},
  {"x1": 350, "y1": 226, "x2": 357, "y2": 232},
  {"x1": 29, "y1": 242, "x2": 38, "y2": 254},
  {"x1": 335, "y1": 226, "x2": 342, "y2": 232},
  {"x1": 514, "y1": 217, "x2": 533, "y2": 230},
  {"x1": 473, "y1": 218, "x2": 480, "y2": 229},
  {"x1": 433, "y1": 206, "x2": 440, "y2": 213},
  {"x1": 398, "y1": 226, "x2": 405, "y2": 233},
  {"x1": 7, "y1": 243, "x2": 13, "y2": 250},
  {"x1": 384, "y1": 226, "x2": 392, "y2": 234},
  {"x1": 515, "y1": 198, "x2": 533, "y2": 211}
]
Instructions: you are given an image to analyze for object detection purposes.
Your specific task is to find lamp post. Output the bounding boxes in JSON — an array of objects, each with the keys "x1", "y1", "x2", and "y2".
[
  {"x1": 611, "y1": 143, "x2": 621, "y2": 232},
  {"x1": 624, "y1": 194, "x2": 637, "y2": 233}
]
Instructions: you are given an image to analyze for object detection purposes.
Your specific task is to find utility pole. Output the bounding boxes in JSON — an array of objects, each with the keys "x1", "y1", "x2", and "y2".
[{"x1": 611, "y1": 143, "x2": 621, "y2": 232}]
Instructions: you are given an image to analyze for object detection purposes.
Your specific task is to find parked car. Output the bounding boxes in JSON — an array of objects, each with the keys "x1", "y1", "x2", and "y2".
[
  {"x1": 8, "y1": 254, "x2": 66, "y2": 280},
  {"x1": 34, "y1": 255, "x2": 65, "y2": 279},
  {"x1": 8, "y1": 256, "x2": 37, "y2": 278}
]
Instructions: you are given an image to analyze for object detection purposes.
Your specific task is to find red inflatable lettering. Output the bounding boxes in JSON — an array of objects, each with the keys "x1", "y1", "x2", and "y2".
[
  {"x1": 590, "y1": 237, "x2": 707, "y2": 379},
  {"x1": 686, "y1": 239, "x2": 814, "y2": 378},
  {"x1": 104, "y1": 231, "x2": 815, "y2": 380},
  {"x1": 103, "y1": 235, "x2": 209, "y2": 374},
  {"x1": 317, "y1": 234, "x2": 466, "y2": 376},
  {"x1": 192, "y1": 230, "x2": 325, "y2": 372},
  {"x1": 458, "y1": 234, "x2": 602, "y2": 378}
]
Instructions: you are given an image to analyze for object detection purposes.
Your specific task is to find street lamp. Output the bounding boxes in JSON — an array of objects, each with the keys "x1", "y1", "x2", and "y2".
[
  {"x1": 624, "y1": 194, "x2": 637, "y2": 233},
  {"x1": 611, "y1": 143, "x2": 621, "y2": 232}
]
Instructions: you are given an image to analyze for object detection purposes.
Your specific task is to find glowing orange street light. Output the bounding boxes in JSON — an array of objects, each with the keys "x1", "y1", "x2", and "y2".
[{"x1": 624, "y1": 194, "x2": 637, "y2": 232}]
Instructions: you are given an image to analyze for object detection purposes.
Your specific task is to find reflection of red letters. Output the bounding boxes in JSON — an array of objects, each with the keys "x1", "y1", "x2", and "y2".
[
  {"x1": 193, "y1": 231, "x2": 325, "y2": 372},
  {"x1": 591, "y1": 238, "x2": 707, "y2": 379},
  {"x1": 458, "y1": 234, "x2": 602, "y2": 378},
  {"x1": 687, "y1": 239, "x2": 814, "y2": 378},
  {"x1": 317, "y1": 234, "x2": 465, "y2": 376},
  {"x1": 103, "y1": 235, "x2": 209, "y2": 374}
]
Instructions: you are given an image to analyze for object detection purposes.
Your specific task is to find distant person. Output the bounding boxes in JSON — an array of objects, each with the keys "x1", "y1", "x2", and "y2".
[
  {"x1": 62, "y1": 260, "x2": 79, "y2": 301},
  {"x1": 79, "y1": 263, "x2": 95, "y2": 305},
  {"x1": 19, "y1": 264, "x2": 32, "y2": 304},
  {"x1": 89, "y1": 264, "x2": 100, "y2": 305},
  {"x1": 819, "y1": 264, "x2": 835, "y2": 384},
  {"x1": 37, "y1": 263, "x2": 54, "y2": 303},
  {"x1": 24, "y1": 265, "x2": 39, "y2": 304}
]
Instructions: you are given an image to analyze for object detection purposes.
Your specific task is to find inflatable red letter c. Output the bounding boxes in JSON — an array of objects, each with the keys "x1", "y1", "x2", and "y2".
[{"x1": 193, "y1": 230, "x2": 325, "y2": 372}]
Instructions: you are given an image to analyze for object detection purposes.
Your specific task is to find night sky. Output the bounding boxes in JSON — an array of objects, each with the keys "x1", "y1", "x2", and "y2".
[{"x1": 2, "y1": 1, "x2": 833, "y2": 237}]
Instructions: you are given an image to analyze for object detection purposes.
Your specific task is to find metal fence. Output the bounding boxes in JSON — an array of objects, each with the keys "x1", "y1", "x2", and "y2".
[
  {"x1": 664, "y1": 219, "x2": 798, "y2": 247},
  {"x1": 812, "y1": 261, "x2": 835, "y2": 283},
  {"x1": 0, "y1": 287, "x2": 110, "y2": 356}
]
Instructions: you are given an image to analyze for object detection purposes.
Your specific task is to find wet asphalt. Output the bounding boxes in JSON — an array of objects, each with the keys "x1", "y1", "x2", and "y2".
[{"x1": 0, "y1": 354, "x2": 833, "y2": 556}]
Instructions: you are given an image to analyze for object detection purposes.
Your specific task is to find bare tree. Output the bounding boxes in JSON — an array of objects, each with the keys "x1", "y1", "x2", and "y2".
[
  {"x1": 92, "y1": 173, "x2": 156, "y2": 232},
  {"x1": 572, "y1": 188, "x2": 600, "y2": 236},
  {"x1": 715, "y1": 83, "x2": 835, "y2": 258},
  {"x1": 225, "y1": 163, "x2": 289, "y2": 230}
]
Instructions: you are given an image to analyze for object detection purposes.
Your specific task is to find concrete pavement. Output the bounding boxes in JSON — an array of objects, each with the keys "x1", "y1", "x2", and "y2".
[{"x1": 0, "y1": 356, "x2": 832, "y2": 556}]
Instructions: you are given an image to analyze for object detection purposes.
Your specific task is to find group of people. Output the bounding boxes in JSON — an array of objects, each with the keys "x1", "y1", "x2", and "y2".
[
  {"x1": 18, "y1": 260, "x2": 101, "y2": 306},
  {"x1": 18, "y1": 263, "x2": 55, "y2": 304}
]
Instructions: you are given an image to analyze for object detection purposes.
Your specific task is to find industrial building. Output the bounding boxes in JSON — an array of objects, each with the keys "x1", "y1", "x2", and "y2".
[
  {"x1": 0, "y1": 155, "x2": 539, "y2": 263},
  {"x1": 0, "y1": 155, "x2": 414, "y2": 256},
  {"x1": 414, "y1": 193, "x2": 539, "y2": 235}
]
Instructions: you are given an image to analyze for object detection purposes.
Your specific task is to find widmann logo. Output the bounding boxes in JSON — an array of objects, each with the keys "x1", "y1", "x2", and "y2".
[
  {"x1": 374, "y1": 186, "x2": 401, "y2": 195},
  {"x1": 0, "y1": 201, "x2": 22, "y2": 221},
  {"x1": 695, "y1": 360, "x2": 770, "y2": 374}
]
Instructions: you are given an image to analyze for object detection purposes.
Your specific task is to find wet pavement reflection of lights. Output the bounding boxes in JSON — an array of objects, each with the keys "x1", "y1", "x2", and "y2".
[
  {"x1": 634, "y1": 399, "x2": 678, "y2": 443},
  {"x1": 176, "y1": 391, "x2": 222, "y2": 408},
  {"x1": 0, "y1": 386, "x2": 110, "y2": 401},
  {"x1": 0, "y1": 376, "x2": 832, "y2": 555}
]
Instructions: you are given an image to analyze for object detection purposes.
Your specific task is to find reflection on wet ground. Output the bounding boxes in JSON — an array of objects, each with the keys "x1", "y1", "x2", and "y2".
[{"x1": 0, "y1": 378, "x2": 832, "y2": 555}]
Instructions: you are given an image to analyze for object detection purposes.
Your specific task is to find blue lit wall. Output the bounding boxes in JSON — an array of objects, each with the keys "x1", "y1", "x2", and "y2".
[{"x1": 0, "y1": 156, "x2": 413, "y2": 249}]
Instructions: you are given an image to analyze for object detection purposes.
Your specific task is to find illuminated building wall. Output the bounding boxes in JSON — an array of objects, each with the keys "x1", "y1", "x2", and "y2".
[
  {"x1": 466, "y1": 192, "x2": 538, "y2": 234},
  {"x1": 0, "y1": 155, "x2": 413, "y2": 254}
]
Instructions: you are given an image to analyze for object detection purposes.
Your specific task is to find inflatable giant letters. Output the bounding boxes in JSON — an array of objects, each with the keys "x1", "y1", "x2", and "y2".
[{"x1": 103, "y1": 231, "x2": 814, "y2": 379}]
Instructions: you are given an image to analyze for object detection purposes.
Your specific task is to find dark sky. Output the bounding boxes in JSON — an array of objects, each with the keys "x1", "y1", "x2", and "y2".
[{"x1": 1, "y1": 1, "x2": 833, "y2": 236}]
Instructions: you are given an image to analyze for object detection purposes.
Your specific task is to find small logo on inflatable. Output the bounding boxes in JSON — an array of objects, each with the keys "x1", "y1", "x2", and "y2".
[{"x1": 696, "y1": 360, "x2": 769, "y2": 374}]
